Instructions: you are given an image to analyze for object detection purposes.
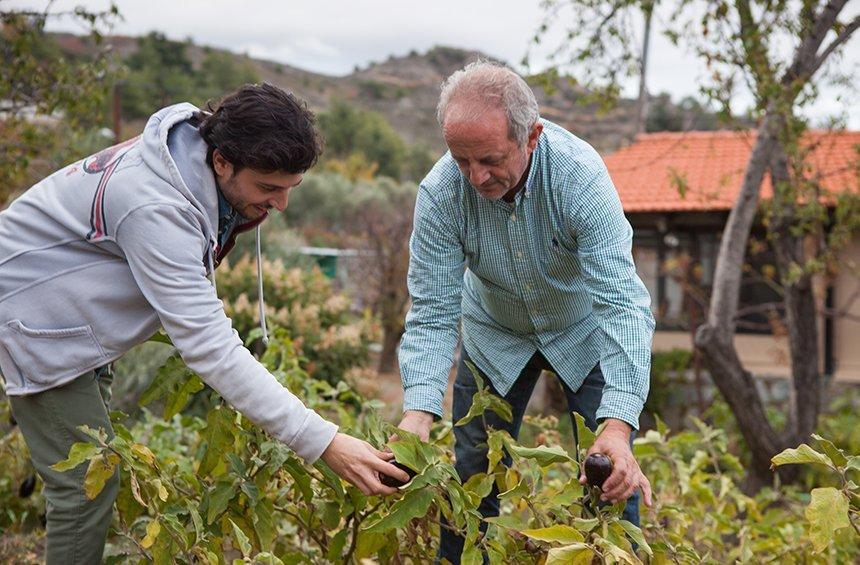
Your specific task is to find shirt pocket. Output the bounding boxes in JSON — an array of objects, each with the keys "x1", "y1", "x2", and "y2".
[
  {"x1": 0, "y1": 320, "x2": 107, "y2": 385},
  {"x1": 541, "y1": 230, "x2": 579, "y2": 279}
]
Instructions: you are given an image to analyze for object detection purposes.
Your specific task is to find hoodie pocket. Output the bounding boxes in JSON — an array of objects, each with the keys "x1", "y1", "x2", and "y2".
[{"x1": 0, "y1": 320, "x2": 106, "y2": 385}]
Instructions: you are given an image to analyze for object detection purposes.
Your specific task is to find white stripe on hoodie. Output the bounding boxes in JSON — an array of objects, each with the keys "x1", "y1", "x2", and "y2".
[{"x1": 0, "y1": 103, "x2": 338, "y2": 462}]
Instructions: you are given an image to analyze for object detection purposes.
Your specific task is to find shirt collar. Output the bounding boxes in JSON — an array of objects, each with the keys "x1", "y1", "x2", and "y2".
[{"x1": 520, "y1": 129, "x2": 544, "y2": 200}]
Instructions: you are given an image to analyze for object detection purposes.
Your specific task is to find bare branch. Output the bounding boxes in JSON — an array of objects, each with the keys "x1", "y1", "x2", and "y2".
[{"x1": 810, "y1": 15, "x2": 860, "y2": 76}]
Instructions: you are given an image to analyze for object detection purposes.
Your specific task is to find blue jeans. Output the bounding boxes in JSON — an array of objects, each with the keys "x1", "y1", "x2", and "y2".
[{"x1": 438, "y1": 348, "x2": 640, "y2": 564}]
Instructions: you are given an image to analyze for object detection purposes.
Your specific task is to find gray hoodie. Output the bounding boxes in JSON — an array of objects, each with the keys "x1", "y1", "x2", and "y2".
[{"x1": 0, "y1": 103, "x2": 338, "y2": 462}]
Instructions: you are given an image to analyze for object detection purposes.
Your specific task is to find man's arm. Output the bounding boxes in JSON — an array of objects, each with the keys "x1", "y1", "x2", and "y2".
[
  {"x1": 396, "y1": 184, "x2": 466, "y2": 440},
  {"x1": 566, "y1": 159, "x2": 656, "y2": 505},
  {"x1": 116, "y1": 204, "x2": 408, "y2": 495}
]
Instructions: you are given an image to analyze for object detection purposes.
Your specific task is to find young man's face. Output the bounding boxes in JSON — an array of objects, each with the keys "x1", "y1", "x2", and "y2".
[
  {"x1": 212, "y1": 149, "x2": 303, "y2": 219},
  {"x1": 442, "y1": 104, "x2": 542, "y2": 201}
]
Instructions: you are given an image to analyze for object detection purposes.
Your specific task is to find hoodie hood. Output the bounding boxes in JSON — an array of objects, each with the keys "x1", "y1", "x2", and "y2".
[
  {"x1": 141, "y1": 103, "x2": 219, "y2": 244},
  {"x1": 159, "y1": 103, "x2": 270, "y2": 345}
]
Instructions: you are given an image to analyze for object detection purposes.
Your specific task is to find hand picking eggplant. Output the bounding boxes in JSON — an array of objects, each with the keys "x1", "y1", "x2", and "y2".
[
  {"x1": 380, "y1": 460, "x2": 417, "y2": 488},
  {"x1": 584, "y1": 453, "x2": 613, "y2": 490}
]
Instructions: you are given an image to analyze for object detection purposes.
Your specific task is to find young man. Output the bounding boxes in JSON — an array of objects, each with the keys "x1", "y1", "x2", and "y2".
[
  {"x1": 395, "y1": 62, "x2": 655, "y2": 563},
  {"x1": 0, "y1": 83, "x2": 408, "y2": 564}
]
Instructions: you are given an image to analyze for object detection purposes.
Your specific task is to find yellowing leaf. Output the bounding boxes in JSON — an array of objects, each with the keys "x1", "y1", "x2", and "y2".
[
  {"x1": 805, "y1": 487, "x2": 850, "y2": 553},
  {"x1": 771, "y1": 444, "x2": 833, "y2": 469},
  {"x1": 141, "y1": 519, "x2": 161, "y2": 549},
  {"x1": 152, "y1": 478, "x2": 169, "y2": 502},
  {"x1": 83, "y1": 453, "x2": 117, "y2": 500},
  {"x1": 131, "y1": 444, "x2": 156, "y2": 466},
  {"x1": 130, "y1": 473, "x2": 147, "y2": 507},
  {"x1": 547, "y1": 542, "x2": 593, "y2": 565},
  {"x1": 521, "y1": 524, "x2": 584, "y2": 544}
]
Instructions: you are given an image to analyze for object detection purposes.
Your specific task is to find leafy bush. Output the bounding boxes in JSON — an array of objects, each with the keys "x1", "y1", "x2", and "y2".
[
  {"x1": 217, "y1": 256, "x2": 376, "y2": 383},
  {"x1": 20, "y1": 334, "x2": 858, "y2": 564},
  {"x1": 0, "y1": 402, "x2": 43, "y2": 533}
]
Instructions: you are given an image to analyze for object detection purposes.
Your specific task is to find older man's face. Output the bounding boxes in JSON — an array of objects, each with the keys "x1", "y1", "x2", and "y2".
[{"x1": 442, "y1": 104, "x2": 541, "y2": 201}]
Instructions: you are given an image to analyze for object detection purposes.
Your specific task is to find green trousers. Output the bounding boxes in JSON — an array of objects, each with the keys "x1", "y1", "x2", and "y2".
[{"x1": 8, "y1": 366, "x2": 119, "y2": 565}]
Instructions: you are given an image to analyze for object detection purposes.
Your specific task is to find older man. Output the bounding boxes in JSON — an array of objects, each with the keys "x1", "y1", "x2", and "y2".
[{"x1": 396, "y1": 61, "x2": 655, "y2": 562}]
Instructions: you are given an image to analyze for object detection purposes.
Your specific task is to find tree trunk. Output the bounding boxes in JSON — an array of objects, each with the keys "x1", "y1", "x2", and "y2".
[
  {"x1": 694, "y1": 110, "x2": 788, "y2": 489},
  {"x1": 768, "y1": 142, "x2": 823, "y2": 441},
  {"x1": 378, "y1": 326, "x2": 403, "y2": 374}
]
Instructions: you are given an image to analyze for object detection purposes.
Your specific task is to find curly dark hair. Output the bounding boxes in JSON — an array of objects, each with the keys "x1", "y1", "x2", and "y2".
[{"x1": 196, "y1": 83, "x2": 323, "y2": 174}]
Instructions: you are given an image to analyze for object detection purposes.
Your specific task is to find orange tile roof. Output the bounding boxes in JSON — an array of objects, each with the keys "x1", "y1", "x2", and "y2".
[{"x1": 603, "y1": 130, "x2": 860, "y2": 213}]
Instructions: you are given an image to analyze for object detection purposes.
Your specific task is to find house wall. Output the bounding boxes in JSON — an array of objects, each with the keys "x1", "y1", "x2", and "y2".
[
  {"x1": 652, "y1": 331, "x2": 792, "y2": 378},
  {"x1": 833, "y1": 240, "x2": 860, "y2": 383},
  {"x1": 650, "y1": 239, "x2": 860, "y2": 383}
]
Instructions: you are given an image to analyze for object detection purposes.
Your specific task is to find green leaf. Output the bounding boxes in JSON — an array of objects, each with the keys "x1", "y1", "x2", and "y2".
[
  {"x1": 806, "y1": 487, "x2": 850, "y2": 553},
  {"x1": 487, "y1": 430, "x2": 507, "y2": 471},
  {"x1": 521, "y1": 525, "x2": 584, "y2": 544},
  {"x1": 363, "y1": 488, "x2": 435, "y2": 533},
  {"x1": 139, "y1": 354, "x2": 185, "y2": 407},
  {"x1": 454, "y1": 364, "x2": 513, "y2": 426},
  {"x1": 199, "y1": 407, "x2": 236, "y2": 476},
  {"x1": 253, "y1": 499, "x2": 276, "y2": 550},
  {"x1": 51, "y1": 442, "x2": 100, "y2": 472},
  {"x1": 325, "y1": 529, "x2": 349, "y2": 563},
  {"x1": 186, "y1": 501, "x2": 204, "y2": 545},
  {"x1": 484, "y1": 515, "x2": 529, "y2": 530},
  {"x1": 387, "y1": 431, "x2": 436, "y2": 474},
  {"x1": 282, "y1": 457, "x2": 314, "y2": 501},
  {"x1": 147, "y1": 330, "x2": 173, "y2": 345},
  {"x1": 164, "y1": 374, "x2": 204, "y2": 419},
  {"x1": 546, "y1": 542, "x2": 593, "y2": 565},
  {"x1": 811, "y1": 434, "x2": 848, "y2": 468},
  {"x1": 498, "y1": 478, "x2": 530, "y2": 501},
  {"x1": 618, "y1": 520, "x2": 652, "y2": 556},
  {"x1": 229, "y1": 519, "x2": 252, "y2": 558},
  {"x1": 83, "y1": 453, "x2": 118, "y2": 500},
  {"x1": 508, "y1": 444, "x2": 573, "y2": 466},
  {"x1": 251, "y1": 553, "x2": 284, "y2": 565},
  {"x1": 462, "y1": 472, "x2": 495, "y2": 501},
  {"x1": 572, "y1": 517, "x2": 600, "y2": 531},
  {"x1": 771, "y1": 444, "x2": 834, "y2": 469},
  {"x1": 354, "y1": 530, "x2": 389, "y2": 559},
  {"x1": 207, "y1": 479, "x2": 238, "y2": 524},
  {"x1": 572, "y1": 412, "x2": 596, "y2": 454},
  {"x1": 846, "y1": 456, "x2": 860, "y2": 473}
]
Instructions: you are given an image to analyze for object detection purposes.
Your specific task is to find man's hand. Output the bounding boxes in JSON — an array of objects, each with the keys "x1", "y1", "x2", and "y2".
[
  {"x1": 578, "y1": 419, "x2": 653, "y2": 507},
  {"x1": 320, "y1": 433, "x2": 411, "y2": 496},
  {"x1": 393, "y1": 410, "x2": 434, "y2": 443}
]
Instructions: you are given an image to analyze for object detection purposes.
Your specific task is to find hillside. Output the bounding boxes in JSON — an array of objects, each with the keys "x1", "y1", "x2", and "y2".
[{"x1": 53, "y1": 34, "x2": 698, "y2": 154}]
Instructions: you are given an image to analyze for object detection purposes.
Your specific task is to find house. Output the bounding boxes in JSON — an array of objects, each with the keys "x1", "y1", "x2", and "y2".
[{"x1": 604, "y1": 130, "x2": 860, "y2": 382}]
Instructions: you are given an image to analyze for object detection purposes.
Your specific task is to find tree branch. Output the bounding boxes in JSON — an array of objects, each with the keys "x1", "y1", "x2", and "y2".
[{"x1": 810, "y1": 15, "x2": 860, "y2": 76}]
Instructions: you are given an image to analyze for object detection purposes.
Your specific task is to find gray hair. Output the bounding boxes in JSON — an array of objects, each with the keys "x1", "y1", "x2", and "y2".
[{"x1": 436, "y1": 60, "x2": 540, "y2": 146}]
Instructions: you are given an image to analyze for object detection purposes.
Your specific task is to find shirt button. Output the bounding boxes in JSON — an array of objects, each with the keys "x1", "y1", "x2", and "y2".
[
  {"x1": 516, "y1": 251, "x2": 523, "y2": 258},
  {"x1": 510, "y1": 214, "x2": 517, "y2": 221}
]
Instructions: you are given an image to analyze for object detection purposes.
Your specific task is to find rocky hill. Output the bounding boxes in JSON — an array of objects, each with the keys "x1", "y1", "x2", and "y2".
[{"x1": 54, "y1": 34, "x2": 679, "y2": 154}]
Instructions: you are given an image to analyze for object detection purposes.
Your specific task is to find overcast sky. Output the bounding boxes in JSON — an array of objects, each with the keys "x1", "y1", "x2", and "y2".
[{"x1": 8, "y1": 0, "x2": 860, "y2": 127}]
